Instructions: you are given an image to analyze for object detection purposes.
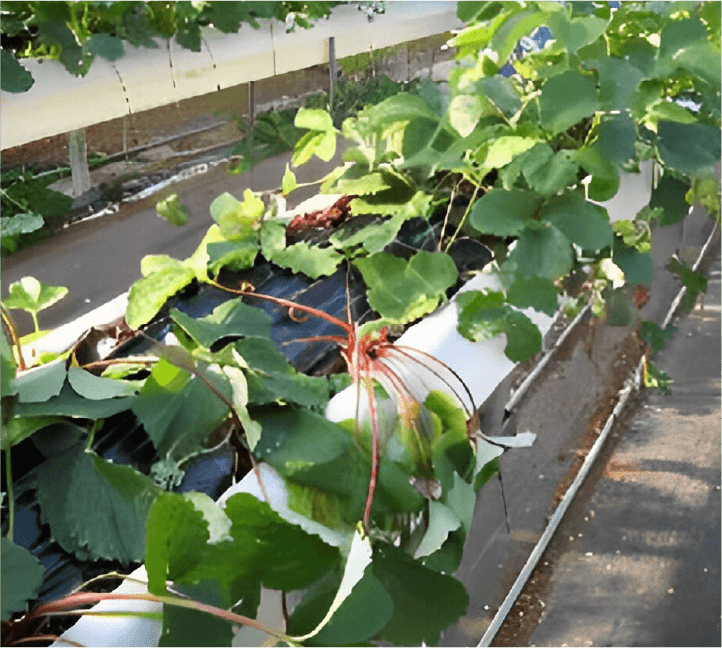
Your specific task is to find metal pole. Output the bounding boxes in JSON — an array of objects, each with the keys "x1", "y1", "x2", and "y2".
[
  {"x1": 329, "y1": 36, "x2": 336, "y2": 110},
  {"x1": 68, "y1": 129, "x2": 91, "y2": 198}
]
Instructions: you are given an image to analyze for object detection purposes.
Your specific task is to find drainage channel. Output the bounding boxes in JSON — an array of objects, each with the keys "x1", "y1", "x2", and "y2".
[{"x1": 476, "y1": 222, "x2": 720, "y2": 647}]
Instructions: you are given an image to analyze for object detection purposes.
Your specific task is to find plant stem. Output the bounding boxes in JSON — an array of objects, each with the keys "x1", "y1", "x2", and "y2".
[
  {"x1": 5, "y1": 445, "x2": 14, "y2": 541},
  {"x1": 1, "y1": 304, "x2": 27, "y2": 371},
  {"x1": 30, "y1": 311, "x2": 40, "y2": 335},
  {"x1": 437, "y1": 181, "x2": 459, "y2": 252},
  {"x1": 84, "y1": 419, "x2": 104, "y2": 452},
  {"x1": 30, "y1": 592, "x2": 293, "y2": 644},
  {"x1": 444, "y1": 184, "x2": 479, "y2": 253}
]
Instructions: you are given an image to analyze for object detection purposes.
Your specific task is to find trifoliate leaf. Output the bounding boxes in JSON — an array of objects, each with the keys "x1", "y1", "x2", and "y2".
[
  {"x1": 13, "y1": 382, "x2": 135, "y2": 419},
  {"x1": 524, "y1": 148, "x2": 579, "y2": 197},
  {"x1": 1, "y1": 539, "x2": 45, "y2": 620},
  {"x1": 456, "y1": 290, "x2": 508, "y2": 342},
  {"x1": 37, "y1": 447, "x2": 160, "y2": 562},
  {"x1": 206, "y1": 231, "x2": 259, "y2": 273},
  {"x1": 541, "y1": 192, "x2": 613, "y2": 250},
  {"x1": 354, "y1": 251, "x2": 458, "y2": 323},
  {"x1": 448, "y1": 94, "x2": 484, "y2": 138}
]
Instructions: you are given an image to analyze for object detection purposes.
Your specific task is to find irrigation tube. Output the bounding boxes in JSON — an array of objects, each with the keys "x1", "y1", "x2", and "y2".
[{"x1": 478, "y1": 222, "x2": 719, "y2": 647}]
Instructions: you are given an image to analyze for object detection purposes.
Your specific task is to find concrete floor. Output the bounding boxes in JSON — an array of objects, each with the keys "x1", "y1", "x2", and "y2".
[{"x1": 529, "y1": 251, "x2": 720, "y2": 647}]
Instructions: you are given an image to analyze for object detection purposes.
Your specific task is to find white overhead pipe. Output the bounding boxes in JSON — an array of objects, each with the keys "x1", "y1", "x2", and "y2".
[{"x1": 1, "y1": 2, "x2": 462, "y2": 150}]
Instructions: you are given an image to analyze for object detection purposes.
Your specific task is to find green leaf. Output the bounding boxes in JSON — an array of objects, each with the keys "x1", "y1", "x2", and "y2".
[
  {"x1": 478, "y1": 75, "x2": 522, "y2": 119},
  {"x1": 37, "y1": 447, "x2": 160, "y2": 562},
  {"x1": 131, "y1": 359, "x2": 231, "y2": 459},
  {"x1": 585, "y1": 57, "x2": 643, "y2": 111},
  {"x1": 372, "y1": 542, "x2": 469, "y2": 646},
  {"x1": 639, "y1": 320, "x2": 675, "y2": 354},
  {"x1": 448, "y1": 94, "x2": 484, "y2": 138},
  {"x1": 478, "y1": 135, "x2": 539, "y2": 170},
  {"x1": 67, "y1": 366, "x2": 137, "y2": 400},
  {"x1": 612, "y1": 236, "x2": 653, "y2": 285},
  {"x1": 414, "y1": 501, "x2": 462, "y2": 559},
  {"x1": 140, "y1": 254, "x2": 185, "y2": 277},
  {"x1": 0, "y1": 49, "x2": 34, "y2": 92},
  {"x1": 523, "y1": 148, "x2": 579, "y2": 197},
  {"x1": 667, "y1": 256, "x2": 708, "y2": 312},
  {"x1": 209, "y1": 190, "x2": 264, "y2": 238},
  {"x1": 490, "y1": 9, "x2": 550, "y2": 64},
  {"x1": 1, "y1": 416, "x2": 66, "y2": 451},
  {"x1": 171, "y1": 298, "x2": 271, "y2": 348},
  {"x1": 650, "y1": 175, "x2": 691, "y2": 227},
  {"x1": 222, "y1": 365, "x2": 262, "y2": 451},
  {"x1": 503, "y1": 310, "x2": 542, "y2": 362},
  {"x1": 252, "y1": 406, "x2": 368, "y2": 521},
  {"x1": 539, "y1": 70, "x2": 599, "y2": 135},
  {"x1": 336, "y1": 171, "x2": 391, "y2": 196},
  {"x1": 1, "y1": 329, "x2": 17, "y2": 397},
  {"x1": 282, "y1": 164, "x2": 297, "y2": 195},
  {"x1": 13, "y1": 382, "x2": 135, "y2": 419},
  {"x1": 1, "y1": 538, "x2": 45, "y2": 620},
  {"x1": 295, "y1": 107, "x2": 334, "y2": 132},
  {"x1": 3, "y1": 276, "x2": 68, "y2": 320},
  {"x1": 575, "y1": 145, "x2": 621, "y2": 202},
  {"x1": 289, "y1": 530, "x2": 393, "y2": 646},
  {"x1": 261, "y1": 219, "x2": 344, "y2": 278},
  {"x1": 595, "y1": 114, "x2": 637, "y2": 166},
  {"x1": 365, "y1": 92, "x2": 440, "y2": 130},
  {"x1": 14, "y1": 361, "x2": 67, "y2": 403},
  {"x1": 156, "y1": 194, "x2": 189, "y2": 226},
  {"x1": 145, "y1": 492, "x2": 212, "y2": 595},
  {"x1": 469, "y1": 189, "x2": 540, "y2": 236},
  {"x1": 126, "y1": 265, "x2": 195, "y2": 330},
  {"x1": 506, "y1": 223, "x2": 573, "y2": 279},
  {"x1": 330, "y1": 214, "x2": 406, "y2": 256},
  {"x1": 547, "y1": 13, "x2": 609, "y2": 53},
  {"x1": 354, "y1": 251, "x2": 457, "y2": 323},
  {"x1": 223, "y1": 493, "x2": 340, "y2": 591},
  {"x1": 507, "y1": 276, "x2": 558, "y2": 316},
  {"x1": 541, "y1": 192, "x2": 613, "y2": 250},
  {"x1": 237, "y1": 337, "x2": 330, "y2": 409},
  {"x1": 674, "y1": 41, "x2": 721, "y2": 93},
  {"x1": 657, "y1": 121, "x2": 721, "y2": 175},
  {"x1": 206, "y1": 231, "x2": 259, "y2": 273},
  {"x1": 83, "y1": 33, "x2": 124, "y2": 60},
  {"x1": 0, "y1": 213, "x2": 44, "y2": 252},
  {"x1": 456, "y1": 290, "x2": 508, "y2": 342}
]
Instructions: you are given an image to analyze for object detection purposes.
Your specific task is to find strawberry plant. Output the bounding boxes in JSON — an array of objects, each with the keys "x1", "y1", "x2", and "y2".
[{"x1": 2, "y1": 1, "x2": 720, "y2": 645}]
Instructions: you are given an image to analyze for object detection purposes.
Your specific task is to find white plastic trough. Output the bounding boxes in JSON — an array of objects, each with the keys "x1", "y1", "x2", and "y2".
[
  {"x1": 47, "y1": 162, "x2": 655, "y2": 646},
  {"x1": 1, "y1": 2, "x2": 462, "y2": 150}
]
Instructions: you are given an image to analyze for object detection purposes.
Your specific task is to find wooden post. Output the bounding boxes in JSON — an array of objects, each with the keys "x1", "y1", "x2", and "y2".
[
  {"x1": 247, "y1": 80, "x2": 255, "y2": 160},
  {"x1": 329, "y1": 36, "x2": 337, "y2": 110},
  {"x1": 68, "y1": 129, "x2": 91, "y2": 198}
]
